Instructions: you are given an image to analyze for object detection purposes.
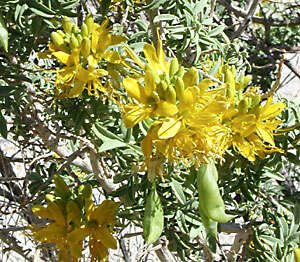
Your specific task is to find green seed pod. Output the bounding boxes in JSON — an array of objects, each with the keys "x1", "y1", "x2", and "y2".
[
  {"x1": 169, "y1": 57, "x2": 179, "y2": 78},
  {"x1": 165, "y1": 85, "x2": 177, "y2": 104},
  {"x1": 81, "y1": 23, "x2": 89, "y2": 38},
  {"x1": 238, "y1": 99, "x2": 248, "y2": 114},
  {"x1": 51, "y1": 31, "x2": 64, "y2": 49},
  {"x1": 62, "y1": 16, "x2": 73, "y2": 34},
  {"x1": 197, "y1": 161, "x2": 234, "y2": 224},
  {"x1": 143, "y1": 184, "x2": 164, "y2": 244},
  {"x1": 174, "y1": 77, "x2": 185, "y2": 102},
  {"x1": 70, "y1": 34, "x2": 79, "y2": 49},
  {"x1": 81, "y1": 37, "x2": 91, "y2": 58},
  {"x1": 183, "y1": 67, "x2": 198, "y2": 87},
  {"x1": 84, "y1": 14, "x2": 94, "y2": 34}
]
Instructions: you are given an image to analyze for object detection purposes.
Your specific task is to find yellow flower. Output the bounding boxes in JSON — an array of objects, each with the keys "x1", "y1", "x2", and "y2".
[{"x1": 39, "y1": 15, "x2": 125, "y2": 98}]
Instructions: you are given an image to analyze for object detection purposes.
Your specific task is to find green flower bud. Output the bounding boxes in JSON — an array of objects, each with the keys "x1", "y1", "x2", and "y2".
[
  {"x1": 81, "y1": 37, "x2": 91, "y2": 58},
  {"x1": 62, "y1": 16, "x2": 73, "y2": 34},
  {"x1": 81, "y1": 23, "x2": 89, "y2": 38},
  {"x1": 70, "y1": 34, "x2": 79, "y2": 49},
  {"x1": 84, "y1": 14, "x2": 94, "y2": 34},
  {"x1": 169, "y1": 57, "x2": 179, "y2": 78},
  {"x1": 165, "y1": 85, "x2": 177, "y2": 104},
  {"x1": 238, "y1": 99, "x2": 248, "y2": 114},
  {"x1": 51, "y1": 32, "x2": 64, "y2": 49},
  {"x1": 174, "y1": 77, "x2": 185, "y2": 102},
  {"x1": 183, "y1": 67, "x2": 198, "y2": 87}
]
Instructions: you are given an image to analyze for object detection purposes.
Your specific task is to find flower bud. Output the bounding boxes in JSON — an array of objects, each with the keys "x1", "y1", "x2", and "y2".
[
  {"x1": 62, "y1": 16, "x2": 73, "y2": 34},
  {"x1": 165, "y1": 85, "x2": 177, "y2": 104},
  {"x1": 174, "y1": 77, "x2": 185, "y2": 102},
  {"x1": 183, "y1": 67, "x2": 198, "y2": 87},
  {"x1": 51, "y1": 31, "x2": 64, "y2": 49},
  {"x1": 70, "y1": 34, "x2": 79, "y2": 49},
  {"x1": 176, "y1": 66, "x2": 185, "y2": 78},
  {"x1": 81, "y1": 37, "x2": 91, "y2": 58},
  {"x1": 84, "y1": 14, "x2": 94, "y2": 34},
  {"x1": 238, "y1": 99, "x2": 248, "y2": 114},
  {"x1": 169, "y1": 57, "x2": 179, "y2": 78},
  {"x1": 225, "y1": 70, "x2": 235, "y2": 99},
  {"x1": 81, "y1": 23, "x2": 89, "y2": 38}
]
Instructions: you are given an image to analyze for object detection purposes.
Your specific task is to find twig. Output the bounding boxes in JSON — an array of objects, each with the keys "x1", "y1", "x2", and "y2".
[
  {"x1": 231, "y1": 0, "x2": 260, "y2": 40},
  {"x1": 145, "y1": 0, "x2": 161, "y2": 48},
  {"x1": 217, "y1": 0, "x2": 300, "y2": 27},
  {"x1": 284, "y1": 59, "x2": 300, "y2": 79}
]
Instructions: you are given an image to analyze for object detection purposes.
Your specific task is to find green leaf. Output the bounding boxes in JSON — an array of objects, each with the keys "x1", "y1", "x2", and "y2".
[
  {"x1": 0, "y1": 110, "x2": 7, "y2": 139},
  {"x1": 29, "y1": 7, "x2": 55, "y2": 18},
  {"x1": 98, "y1": 140, "x2": 127, "y2": 152},
  {"x1": 0, "y1": 86, "x2": 18, "y2": 96},
  {"x1": 153, "y1": 14, "x2": 178, "y2": 23},
  {"x1": 138, "y1": 0, "x2": 168, "y2": 11},
  {"x1": 143, "y1": 185, "x2": 164, "y2": 244},
  {"x1": 170, "y1": 178, "x2": 186, "y2": 204},
  {"x1": 0, "y1": 14, "x2": 8, "y2": 52},
  {"x1": 208, "y1": 25, "x2": 225, "y2": 36}
]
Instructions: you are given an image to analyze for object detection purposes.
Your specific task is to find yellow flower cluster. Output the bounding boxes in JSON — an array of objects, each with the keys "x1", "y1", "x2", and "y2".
[
  {"x1": 39, "y1": 15, "x2": 125, "y2": 98},
  {"x1": 30, "y1": 175, "x2": 119, "y2": 261},
  {"x1": 121, "y1": 36, "x2": 285, "y2": 178}
]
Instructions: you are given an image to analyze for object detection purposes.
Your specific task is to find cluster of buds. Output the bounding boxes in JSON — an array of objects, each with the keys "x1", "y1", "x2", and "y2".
[
  {"x1": 40, "y1": 14, "x2": 125, "y2": 98},
  {"x1": 30, "y1": 175, "x2": 119, "y2": 261}
]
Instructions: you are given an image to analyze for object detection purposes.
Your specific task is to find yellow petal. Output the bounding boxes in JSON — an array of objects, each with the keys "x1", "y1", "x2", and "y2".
[
  {"x1": 260, "y1": 101, "x2": 286, "y2": 120},
  {"x1": 141, "y1": 135, "x2": 153, "y2": 160},
  {"x1": 143, "y1": 43, "x2": 159, "y2": 66},
  {"x1": 256, "y1": 126, "x2": 275, "y2": 145},
  {"x1": 123, "y1": 78, "x2": 143, "y2": 102},
  {"x1": 90, "y1": 200, "x2": 119, "y2": 225},
  {"x1": 52, "y1": 51, "x2": 71, "y2": 64},
  {"x1": 123, "y1": 105, "x2": 152, "y2": 128},
  {"x1": 103, "y1": 50, "x2": 122, "y2": 64},
  {"x1": 157, "y1": 118, "x2": 181, "y2": 139},
  {"x1": 155, "y1": 101, "x2": 178, "y2": 117},
  {"x1": 123, "y1": 44, "x2": 145, "y2": 69},
  {"x1": 94, "y1": 227, "x2": 117, "y2": 249}
]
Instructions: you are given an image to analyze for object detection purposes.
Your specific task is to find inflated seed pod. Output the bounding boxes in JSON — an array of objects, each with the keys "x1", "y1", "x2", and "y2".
[
  {"x1": 169, "y1": 57, "x2": 179, "y2": 78},
  {"x1": 81, "y1": 37, "x2": 91, "y2": 58},
  {"x1": 197, "y1": 161, "x2": 234, "y2": 224},
  {"x1": 51, "y1": 32, "x2": 64, "y2": 49},
  {"x1": 143, "y1": 184, "x2": 164, "y2": 244},
  {"x1": 62, "y1": 16, "x2": 73, "y2": 34}
]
